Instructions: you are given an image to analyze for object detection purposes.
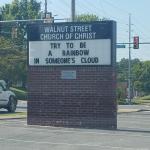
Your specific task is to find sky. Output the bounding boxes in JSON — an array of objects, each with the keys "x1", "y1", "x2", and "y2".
[{"x1": 0, "y1": 0, "x2": 150, "y2": 61}]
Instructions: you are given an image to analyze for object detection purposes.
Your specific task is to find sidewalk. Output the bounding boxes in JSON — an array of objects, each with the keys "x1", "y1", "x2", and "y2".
[
  {"x1": 118, "y1": 104, "x2": 150, "y2": 113},
  {"x1": 118, "y1": 108, "x2": 140, "y2": 113}
]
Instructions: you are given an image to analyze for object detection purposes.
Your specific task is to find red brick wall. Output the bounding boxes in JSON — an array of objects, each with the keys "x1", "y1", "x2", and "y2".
[{"x1": 27, "y1": 66, "x2": 117, "y2": 129}]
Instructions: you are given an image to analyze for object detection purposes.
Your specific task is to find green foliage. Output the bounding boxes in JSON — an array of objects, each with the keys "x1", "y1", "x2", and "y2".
[
  {"x1": 117, "y1": 58, "x2": 128, "y2": 82},
  {"x1": 117, "y1": 86, "x2": 127, "y2": 104},
  {"x1": 134, "y1": 81, "x2": 143, "y2": 92},
  {"x1": 10, "y1": 87, "x2": 27, "y2": 100},
  {"x1": 0, "y1": 0, "x2": 41, "y2": 88},
  {"x1": 117, "y1": 87, "x2": 125, "y2": 100},
  {"x1": 1, "y1": 0, "x2": 41, "y2": 48},
  {"x1": 76, "y1": 14, "x2": 99, "y2": 22},
  {"x1": 132, "y1": 61, "x2": 150, "y2": 94},
  {"x1": 75, "y1": 14, "x2": 110, "y2": 22},
  {"x1": 117, "y1": 59, "x2": 150, "y2": 96},
  {"x1": 0, "y1": 36, "x2": 27, "y2": 86},
  {"x1": 2, "y1": 0, "x2": 41, "y2": 20},
  {"x1": 117, "y1": 99, "x2": 127, "y2": 105}
]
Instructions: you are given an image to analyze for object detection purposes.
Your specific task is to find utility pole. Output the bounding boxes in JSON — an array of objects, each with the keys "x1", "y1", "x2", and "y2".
[
  {"x1": 45, "y1": 0, "x2": 47, "y2": 18},
  {"x1": 71, "y1": 0, "x2": 75, "y2": 22},
  {"x1": 0, "y1": 8, "x2": 2, "y2": 34},
  {"x1": 128, "y1": 14, "x2": 132, "y2": 104}
]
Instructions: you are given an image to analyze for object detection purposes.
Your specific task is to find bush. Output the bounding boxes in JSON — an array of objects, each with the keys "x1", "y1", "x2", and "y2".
[
  {"x1": 10, "y1": 87, "x2": 27, "y2": 100},
  {"x1": 117, "y1": 99, "x2": 128, "y2": 105}
]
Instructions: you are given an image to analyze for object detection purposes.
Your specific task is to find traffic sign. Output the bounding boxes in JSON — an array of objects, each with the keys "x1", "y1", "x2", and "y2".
[{"x1": 116, "y1": 44, "x2": 126, "y2": 48}]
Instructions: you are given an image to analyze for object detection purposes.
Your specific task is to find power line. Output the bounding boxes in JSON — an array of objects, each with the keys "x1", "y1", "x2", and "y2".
[
  {"x1": 0, "y1": 18, "x2": 67, "y2": 24},
  {"x1": 49, "y1": 0, "x2": 69, "y2": 18},
  {"x1": 76, "y1": 1, "x2": 91, "y2": 13},
  {"x1": 133, "y1": 16, "x2": 150, "y2": 34},
  {"x1": 97, "y1": 0, "x2": 150, "y2": 46},
  {"x1": 98, "y1": 0, "x2": 129, "y2": 24},
  {"x1": 99, "y1": 0, "x2": 107, "y2": 17},
  {"x1": 76, "y1": 0, "x2": 101, "y2": 16},
  {"x1": 61, "y1": 0, "x2": 70, "y2": 7},
  {"x1": 103, "y1": 0, "x2": 129, "y2": 15},
  {"x1": 85, "y1": 0, "x2": 106, "y2": 18},
  {"x1": 133, "y1": 24, "x2": 150, "y2": 40}
]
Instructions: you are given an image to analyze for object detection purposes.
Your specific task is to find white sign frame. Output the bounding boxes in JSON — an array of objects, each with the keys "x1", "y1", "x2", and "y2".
[{"x1": 29, "y1": 39, "x2": 111, "y2": 66}]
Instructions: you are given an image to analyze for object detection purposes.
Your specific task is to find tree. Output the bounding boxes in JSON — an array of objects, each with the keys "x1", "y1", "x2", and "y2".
[
  {"x1": 1, "y1": 0, "x2": 41, "y2": 46},
  {"x1": 28, "y1": 0, "x2": 41, "y2": 19},
  {"x1": 117, "y1": 58, "x2": 129, "y2": 82},
  {"x1": 76, "y1": 14, "x2": 99, "y2": 22},
  {"x1": 117, "y1": 58, "x2": 141, "y2": 82},
  {"x1": 2, "y1": 0, "x2": 41, "y2": 20},
  {"x1": 117, "y1": 59, "x2": 150, "y2": 96},
  {"x1": 0, "y1": 36, "x2": 27, "y2": 86},
  {"x1": 0, "y1": 0, "x2": 41, "y2": 87},
  {"x1": 75, "y1": 14, "x2": 110, "y2": 22},
  {"x1": 139, "y1": 61, "x2": 150, "y2": 94}
]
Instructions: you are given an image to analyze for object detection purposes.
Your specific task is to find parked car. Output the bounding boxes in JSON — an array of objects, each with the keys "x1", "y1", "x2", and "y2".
[{"x1": 0, "y1": 80, "x2": 17, "y2": 113}]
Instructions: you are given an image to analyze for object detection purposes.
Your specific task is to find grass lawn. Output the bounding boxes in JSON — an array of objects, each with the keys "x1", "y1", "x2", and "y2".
[
  {"x1": 118, "y1": 95, "x2": 150, "y2": 105},
  {"x1": 0, "y1": 112, "x2": 27, "y2": 118},
  {"x1": 133, "y1": 95, "x2": 150, "y2": 105}
]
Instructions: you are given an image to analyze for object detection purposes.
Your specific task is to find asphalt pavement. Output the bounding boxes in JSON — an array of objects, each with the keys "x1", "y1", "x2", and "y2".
[
  {"x1": 0, "y1": 102, "x2": 150, "y2": 150},
  {"x1": 0, "y1": 111, "x2": 150, "y2": 150}
]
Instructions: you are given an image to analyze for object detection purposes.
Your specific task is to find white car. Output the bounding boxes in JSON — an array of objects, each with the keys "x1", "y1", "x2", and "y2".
[{"x1": 0, "y1": 80, "x2": 17, "y2": 113}]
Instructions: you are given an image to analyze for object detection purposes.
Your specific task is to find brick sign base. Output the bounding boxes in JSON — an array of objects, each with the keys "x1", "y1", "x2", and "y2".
[
  {"x1": 27, "y1": 21, "x2": 117, "y2": 129},
  {"x1": 27, "y1": 66, "x2": 117, "y2": 129}
]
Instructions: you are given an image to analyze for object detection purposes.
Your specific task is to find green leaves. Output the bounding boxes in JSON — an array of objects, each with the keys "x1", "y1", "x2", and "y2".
[
  {"x1": 75, "y1": 14, "x2": 99, "y2": 22},
  {"x1": 2, "y1": 0, "x2": 41, "y2": 20},
  {"x1": 0, "y1": 0, "x2": 41, "y2": 88},
  {"x1": 0, "y1": 36, "x2": 27, "y2": 87},
  {"x1": 117, "y1": 58, "x2": 150, "y2": 95}
]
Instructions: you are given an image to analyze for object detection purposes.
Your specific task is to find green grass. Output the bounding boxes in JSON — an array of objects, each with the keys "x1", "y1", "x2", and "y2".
[
  {"x1": 0, "y1": 112, "x2": 27, "y2": 117},
  {"x1": 141, "y1": 95, "x2": 150, "y2": 100},
  {"x1": 118, "y1": 95, "x2": 150, "y2": 105},
  {"x1": 133, "y1": 95, "x2": 150, "y2": 105},
  {"x1": 10, "y1": 87, "x2": 27, "y2": 100}
]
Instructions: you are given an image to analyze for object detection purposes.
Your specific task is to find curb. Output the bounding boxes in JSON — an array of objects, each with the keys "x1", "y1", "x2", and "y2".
[
  {"x1": 118, "y1": 109, "x2": 150, "y2": 113},
  {"x1": 118, "y1": 109, "x2": 140, "y2": 113}
]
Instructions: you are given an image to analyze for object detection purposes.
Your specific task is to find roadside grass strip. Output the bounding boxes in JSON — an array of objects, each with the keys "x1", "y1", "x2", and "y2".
[{"x1": 0, "y1": 112, "x2": 27, "y2": 119}]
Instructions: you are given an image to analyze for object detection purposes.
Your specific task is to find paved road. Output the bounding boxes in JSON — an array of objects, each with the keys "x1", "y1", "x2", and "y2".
[{"x1": 0, "y1": 110, "x2": 150, "y2": 150}]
